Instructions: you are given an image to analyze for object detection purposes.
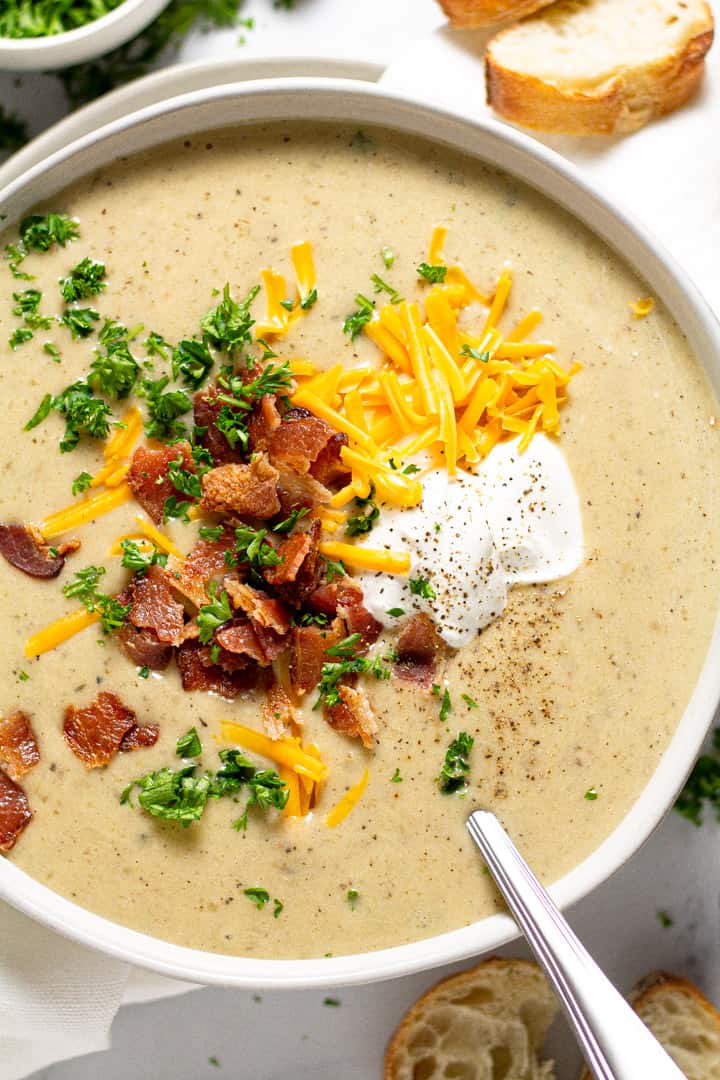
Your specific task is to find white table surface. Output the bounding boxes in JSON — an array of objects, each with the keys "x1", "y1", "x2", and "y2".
[{"x1": 0, "y1": 2, "x2": 718, "y2": 1078}]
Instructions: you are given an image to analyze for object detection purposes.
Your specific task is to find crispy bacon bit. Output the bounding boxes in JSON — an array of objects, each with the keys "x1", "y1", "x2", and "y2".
[
  {"x1": 128, "y1": 441, "x2": 195, "y2": 524},
  {"x1": 264, "y1": 520, "x2": 322, "y2": 606},
  {"x1": 0, "y1": 523, "x2": 67, "y2": 579},
  {"x1": 0, "y1": 769, "x2": 32, "y2": 852},
  {"x1": 324, "y1": 685, "x2": 378, "y2": 749},
  {"x1": 200, "y1": 455, "x2": 280, "y2": 519},
  {"x1": 276, "y1": 467, "x2": 331, "y2": 515},
  {"x1": 163, "y1": 534, "x2": 233, "y2": 609},
  {"x1": 63, "y1": 691, "x2": 138, "y2": 769},
  {"x1": 0, "y1": 711, "x2": 39, "y2": 780},
  {"x1": 309, "y1": 432, "x2": 350, "y2": 487},
  {"x1": 194, "y1": 386, "x2": 244, "y2": 465},
  {"x1": 120, "y1": 724, "x2": 160, "y2": 752},
  {"x1": 117, "y1": 622, "x2": 173, "y2": 670},
  {"x1": 307, "y1": 576, "x2": 364, "y2": 616},
  {"x1": 224, "y1": 580, "x2": 291, "y2": 634},
  {"x1": 262, "y1": 683, "x2": 299, "y2": 740},
  {"x1": 395, "y1": 613, "x2": 445, "y2": 688},
  {"x1": 266, "y1": 407, "x2": 338, "y2": 474},
  {"x1": 340, "y1": 599, "x2": 383, "y2": 651},
  {"x1": 248, "y1": 394, "x2": 282, "y2": 453},
  {"x1": 215, "y1": 618, "x2": 286, "y2": 666},
  {"x1": 290, "y1": 616, "x2": 347, "y2": 695},
  {"x1": 176, "y1": 640, "x2": 258, "y2": 698},
  {"x1": 129, "y1": 565, "x2": 186, "y2": 645}
]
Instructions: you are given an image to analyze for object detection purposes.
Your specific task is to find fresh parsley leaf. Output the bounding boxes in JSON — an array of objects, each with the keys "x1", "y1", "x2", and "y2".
[
  {"x1": 235, "y1": 525, "x2": 283, "y2": 571},
  {"x1": 199, "y1": 524, "x2": 224, "y2": 542},
  {"x1": 171, "y1": 338, "x2": 214, "y2": 390},
  {"x1": 386, "y1": 607, "x2": 405, "y2": 618},
  {"x1": 300, "y1": 287, "x2": 318, "y2": 311},
  {"x1": 438, "y1": 732, "x2": 474, "y2": 794},
  {"x1": 439, "y1": 688, "x2": 452, "y2": 723},
  {"x1": 325, "y1": 633, "x2": 362, "y2": 658},
  {"x1": 347, "y1": 888, "x2": 359, "y2": 909},
  {"x1": 324, "y1": 558, "x2": 345, "y2": 583},
  {"x1": 9, "y1": 327, "x2": 33, "y2": 349},
  {"x1": 323, "y1": 998, "x2": 341, "y2": 1007},
  {"x1": 139, "y1": 375, "x2": 192, "y2": 441},
  {"x1": 12, "y1": 287, "x2": 42, "y2": 316},
  {"x1": 381, "y1": 246, "x2": 395, "y2": 269},
  {"x1": 461, "y1": 693, "x2": 478, "y2": 709},
  {"x1": 584, "y1": 787, "x2": 599, "y2": 801},
  {"x1": 273, "y1": 506, "x2": 309, "y2": 534},
  {"x1": 176, "y1": 727, "x2": 202, "y2": 758},
  {"x1": 17, "y1": 669, "x2": 29, "y2": 682},
  {"x1": 201, "y1": 283, "x2": 259, "y2": 354},
  {"x1": 63, "y1": 563, "x2": 130, "y2": 633},
  {"x1": 345, "y1": 484, "x2": 380, "y2": 537},
  {"x1": 138, "y1": 666, "x2": 150, "y2": 679},
  {"x1": 342, "y1": 293, "x2": 374, "y2": 339},
  {"x1": 297, "y1": 611, "x2": 329, "y2": 627},
  {"x1": 59, "y1": 257, "x2": 106, "y2": 302},
  {"x1": 60, "y1": 306, "x2": 100, "y2": 339},
  {"x1": 244, "y1": 887, "x2": 270, "y2": 909},
  {"x1": 197, "y1": 582, "x2": 232, "y2": 644},
  {"x1": 657, "y1": 910, "x2": 673, "y2": 928},
  {"x1": 72, "y1": 471, "x2": 92, "y2": 495},
  {"x1": 417, "y1": 263, "x2": 447, "y2": 284},
  {"x1": 167, "y1": 454, "x2": 202, "y2": 499},
  {"x1": 162, "y1": 495, "x2": 192, "y2": 523},
  {"x1": 120, "y1": 539, "x2": 167, "y2": 574},
  {"x1": 314, "y1": 654, "x2": 391, "y2": 709},
  {"x1": 89, "y1": 325, "x2": 139, "y2": 399},
  {"x1": 409, "y1": 576, "x2": 436, "y2": 600},
  {"x1": 44, "y1": 342, "x2": 62, "y2": 363},
  {"x1": 24, "y1": 393, "x2": 54, "y2": 431},
  {"x1": 144, "y1": 330, "x2": 171, "y2": 359},
  {"x1": 461, "y1": 344, "x2": 490, "y2": 363},
  {"x1": 0, "y1": 1, "x2": 124, "y2": 37},
  {"x1": 371, "y1": 274, "x2": 403, "y2": 304},
  {"x1": 19, "y1": 212, "x2": 79, "y2": 253},
  {"x1": 391, "y1": 768, "x2": 403, "y2": 783},
  {"x1": 273, "y1": 898, "x2": 284, "y2": 918},
  {"x1": 52, "y1": 380, "x2": 115, "y2": 452},
  {"x1": 403, "y1": 463, "x2": 420, "y2": 475}
]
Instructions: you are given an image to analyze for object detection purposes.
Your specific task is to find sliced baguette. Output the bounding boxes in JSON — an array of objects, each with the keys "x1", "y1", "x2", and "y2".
[
  {"x1": 437, "y1": 0, "x2": 556, "y2": 28},
  {"x1": 384, "y1": 957, "x2": 558, "y2": 1080},
  {"x1": 485, "y1": 0, "x2": 714, "y2": 135},
  {"x1": 579, "y1": 972, "x2": 720, "y2": 1080}
]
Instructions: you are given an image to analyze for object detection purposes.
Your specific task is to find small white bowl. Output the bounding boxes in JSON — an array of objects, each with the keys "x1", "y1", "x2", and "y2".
[{"x1": 0, "y1": 0, "x2": 171, "y2": 72}]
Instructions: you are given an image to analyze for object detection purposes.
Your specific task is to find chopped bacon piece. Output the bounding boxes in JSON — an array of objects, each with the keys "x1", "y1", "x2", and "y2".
[
  {"x1": 129, "y1": 565, "x2": 186, "y2": 645},
  {"x1": 276, "y1": 467, "x2": 331, "y2": 515},
  {"x1": 0, "y1": 711, "x2": 39, "y2": 780},
  {"x1": 289, "y1": 616, "x2": 347, "y2": 695},
  {"x1": 120, "y1": 724, "x2": 160, "y2": 752},
  {"x1": 0, "y1": 769, "x2": 32, "y2": 852},
  {"x1": 340, "y1": 598, "x2": 382, "y2": 651},
  {"x1": 63, "y1": 691, "x2": 142, "y2": 769},
  {"x1": 200, "y1": 455, "x2": 280, "y2": 519},
  {"x1": 215, "y1": 618, "x2": 286, "y2": 666},
  {"x1": 193, "y1": 386, "x2": 245, "y2": 465},
  {"x1": 310, "y1": 432, "x2": 351, "y2": 487},
  {"x1": 163, "y1": 534, "x2": 234, "y2": 609},
  {"x1": 224, "y1": 580, "x2": 291, "y2": 634},
  {"x1": 0, "y1": 523, "x2": 67, "y2": 579},
  {"x1": 117, "y1": 622, "x2": 173, "y2": 670},
  {"x1": 324, "y1": 685, "x2": 378, "y2": 749},
  {"x1": 248, "y1": 395, "x2": 282, "y2": 453},
  {"x1": 266, "y1": 407, "x2": 338, "y2": 474},
  {"x1": 263, "y1": 520, "x2": 322, "y2": 607},
  {"x1": 127, "y1": 441, "x2": 195, "y2": 524},
  {"x1": 176, "y1": 640, "x2": 258, "y2": 698},
  {"x1": 307, "y1": 576, "x2": 364, "y2": 616},
  {"x1": 262, "y1": 683, "x2": 299, "y2": 740},
  {"x1": 395, "y1": 613, "x2": 445, "y2": 689}
]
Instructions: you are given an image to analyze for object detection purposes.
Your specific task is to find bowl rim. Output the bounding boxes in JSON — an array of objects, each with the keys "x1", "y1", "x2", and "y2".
[{"x1": 1, "y1": 76, "x2": 719, "y2": 989}]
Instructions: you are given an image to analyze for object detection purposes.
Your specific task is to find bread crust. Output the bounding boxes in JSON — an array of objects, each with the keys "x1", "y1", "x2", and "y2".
[
  {"x1": 485, "y1": 11, "x2": 713, "y2": 135},
  {"x1": 438, "y1": 0, "x2": 556, "y2": 28},
  {"x1": 384, "y1": 956, "x2": 556, "y2": 1080}
]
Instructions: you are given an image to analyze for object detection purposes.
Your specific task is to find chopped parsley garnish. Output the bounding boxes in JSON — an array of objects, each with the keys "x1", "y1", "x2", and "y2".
[
  {"x1": 584, "y1": 787, "x2": 598, "y2": 801},
  {"x1": 0, "y1": 1, "x2": 125, "y2": 38},
  {"x1": 59, "y1": 257, "x2": 106, "y2": 302},
  {"x1": 323, "y1": 998, "x2": 341, "y2": 1007},
  {"x1": 273, "y1": 898, "x2": 284, "y2": 918},
  {"x1": 370, "y1": 274, "x2": 403, "y2": 305},
  {"x1": 391, "y1": 768, "x2": 403, "y2": 783},
  {"x1": 347, "y1": 888, "x2": 359, "y2": 909},
  {"x1": 60, "y1": 306, "x2": 100, "y2": 339},
  {"x1": 345, "y1": 484, "x2": 380, "y2": 537},
  {"x1": 162, "y1": 495, "x2": 192, "y2": 523},
  {"x1": 244, "y1": 887, "x2": 270, "y2": 909},
  {"x1": 409, "y1": 576, "x2": 437, "y2": 600},
  {"x1": 19, "y1": 212, "x2": 79, "y2": 253},
  {"x1": 199, "y1": 524, "x2": 224, "y2": 542},
  {"x1": 25, "y1": 380, "x2": 116, "y2": 452},
  {"x1": 657, "y1": 910, "x2": 674, "y2": 928},
  {"x1": 213, "y1": 360, "x2": 293, "y2": 450},
  {"x1": 324, "y1": 558, "x2": 346, "y2": 583},
  {"x1": 417, "y1": 263, "x2": 447, "y2": 284},
  {"x1": 386, "y1": 607, "x2": 405, "y2": 618},
  {"x1": 43, "y1": 342, "x2": 62, "y2": 363},
  {"x1": 171, "y1": 338, "x2": 214, "y2": 390},
  {"x1": 273, "y1": 506, "x2": 309, "y2": 534},
  {"x1": 63, "y1": 564, "x2": 130, "y2": 633},
  {"x1": 674, "y1": 728, "x2": 720, "y2": 825},
  {"x1": 325, "y1": 633, "x2": 362, "y2": 658},
  {"x1": 139, "y1": 375, "x2": 192, "y2": 441},
  {"x1": 12, "y1": 287, "x2": 42, "y2": 317},
  {"x1": 9, "y1": 327, "x2": 33, "y2": 349},
  {"x1": 461, "y1": 693, "x2": 478, "y2": 709},
  {"x1": 235, "y1": 525, "x2": 283, "y2": 571},
  {"x1": 300, "y1": 288, "x2": 318, "y2": 311},
  {"x1": 438, "y1": 688, "x2": 452, "y2": 723},
  {"x1": 314, "y1": 654, "x2": 391, "y2": 710},
  {"x1": 297, "y1": 611, "x2": 329, "y2": 627},
  {"x1": 176, "y1": 727, "x2": 202, "y2": 758},
  {"x1": 201, "y1": 283, "x2": 258, "y2": 354},
  {"x1": 89, "y1": 323, "x2": 139, "y2": 399},
  {"x1": 17, "y1": 670, "x2": 29, "y2": 682},
  {"x1": 72, "y1": 471, "x2": 92, "y2": 496},
  {"x1": 138, "y1": 666, "x2": 150, "y2": 679},
  {"x1": 197, "y1": 582, "x2": 233, "y2": 644},
  {"x1": 438, "y1": 732, "x2": 474, "y2": 794},
  {"x1": 208, "y1": 1057, "x2": 220, "y2": 1068},
  {"x1": 381, "y1": 246, "x2": 395, "y2": 269},
  {"x1": 342, "y1": 293, "x2": 375, "y2": 340},
  {"x1": 461, "y1": 344, "x2": 491, "y2": 363},
  {"x1": 167, "y1": 454, "x2": 203, "y2": 500},
  {"x1": 119, "y1": 539, "x2": 167, "y2": 574}
]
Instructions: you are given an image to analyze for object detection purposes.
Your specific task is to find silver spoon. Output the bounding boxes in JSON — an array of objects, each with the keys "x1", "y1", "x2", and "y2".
[{"x1": 466, "y1": 810, "x2": 685, "y2": 1080}]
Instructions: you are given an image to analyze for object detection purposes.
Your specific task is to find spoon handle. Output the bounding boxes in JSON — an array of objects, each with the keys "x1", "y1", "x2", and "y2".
[{"x1": 466, "y1": 810, "x2": 685, "y2": 1080}]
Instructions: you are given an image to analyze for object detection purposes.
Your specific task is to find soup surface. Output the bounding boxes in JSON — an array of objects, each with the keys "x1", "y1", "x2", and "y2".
[{"x1": 1, "y1": 125, "x2": 719, "y2": 959}]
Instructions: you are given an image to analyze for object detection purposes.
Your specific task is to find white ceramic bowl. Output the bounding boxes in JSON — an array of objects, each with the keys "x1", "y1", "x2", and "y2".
[
  {"x1": 0, "y1": 0, "x2": 171, "y2": 72},
  {"x1": 1, "y1": 78, "x2": 719, "y2": 989}
]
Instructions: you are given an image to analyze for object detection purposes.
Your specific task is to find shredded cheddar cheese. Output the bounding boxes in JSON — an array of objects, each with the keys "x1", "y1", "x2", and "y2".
[
  {"x1": 25, "y1": 608, "x2": 99, "y2": 658},
  {"x1": 319, "y1": 540, "x2": 411, "y2": 575},
  {"x1": 41, "y1": 483, "x2": 133, "y2": 539},
  {"x1": 630, "y1": 297, "x2": 654, "y2": 318},
  {"x1": 133, "y1": 516, "x2": 182, "y2": 558},
  {"x1": 325, "y1": 768, "x2": 369, "y2": 828},
  {"x1": 219, "y1": 721, "x2": 328, "y2": 783}
]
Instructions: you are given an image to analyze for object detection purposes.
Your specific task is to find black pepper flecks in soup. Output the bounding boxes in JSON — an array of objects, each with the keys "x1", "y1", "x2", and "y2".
[{"x1": 0, "y1": 124, "x2": 719, "y2": 959}]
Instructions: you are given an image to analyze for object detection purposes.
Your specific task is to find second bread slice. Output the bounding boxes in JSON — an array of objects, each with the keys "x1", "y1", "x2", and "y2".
[{"x1": 485, "y1": 0, "x2": 714, "y2": 135}]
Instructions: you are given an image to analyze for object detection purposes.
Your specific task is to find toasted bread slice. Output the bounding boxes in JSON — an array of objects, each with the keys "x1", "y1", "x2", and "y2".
[
  {"x1": 579, "y1": 972, "x2": 720, "y2": 1080},
  {"x1": 485, "y1": 0, "x2": 714, "y2": 135},
  {"x1": 438, "y1": 0, "x2": 556, "y2": 28},
  {"x1": 384, "y1": 957, "x2": 558, "y2": 1080}
]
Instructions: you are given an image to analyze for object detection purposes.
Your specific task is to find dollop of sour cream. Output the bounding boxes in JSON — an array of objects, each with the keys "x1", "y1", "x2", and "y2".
[{"x1": 356, "y1": 434, "x2": 583, "y2": 649}]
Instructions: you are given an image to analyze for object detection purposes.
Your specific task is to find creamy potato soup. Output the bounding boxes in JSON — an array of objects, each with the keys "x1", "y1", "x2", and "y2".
[{"x1": 1, "y1": 125, "x2": 719, "y2": 960}]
